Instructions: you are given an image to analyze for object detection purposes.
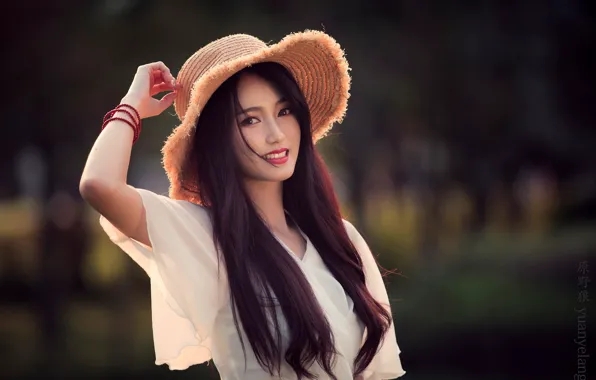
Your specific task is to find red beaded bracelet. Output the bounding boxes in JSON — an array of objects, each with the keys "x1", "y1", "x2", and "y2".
[
  {"x1": 103, "y1": 108, "x2": 136, "y2": 126},
  {"x1": 102, "y1": 117, "x2": 140, "y2": 143},
  {"x1": 101, "y1": 103, "x2": 142, "y2": 144},
  {"x1": 104, "y1": 104, "x2": 141, "y2": 125},
  {"x1": 115, "y1": 103, "x2": 141, "y2": 124}
]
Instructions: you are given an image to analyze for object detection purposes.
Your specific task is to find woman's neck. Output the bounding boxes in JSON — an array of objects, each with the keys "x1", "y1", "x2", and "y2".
[{"x1": 244, "y1": 179, "x2": 289, "y2": 234}]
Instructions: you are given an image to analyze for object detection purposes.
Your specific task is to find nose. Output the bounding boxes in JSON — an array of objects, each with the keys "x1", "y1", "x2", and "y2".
[{"x1": 265, "y1": 119, "x2": 285, "y2": 145}]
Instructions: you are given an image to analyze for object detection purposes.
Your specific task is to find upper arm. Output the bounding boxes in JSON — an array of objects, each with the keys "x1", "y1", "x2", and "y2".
[
  {"x1": 80, "y1": 180, "x2": 150, "y2": 247},
  {"x1": 94, "y1": 185, "x2": 224, "y2": 370}
]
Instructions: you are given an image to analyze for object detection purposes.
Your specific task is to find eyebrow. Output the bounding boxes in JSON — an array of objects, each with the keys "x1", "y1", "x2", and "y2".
[{"x1": 237, "y1": 97, "x2": 288, "y2": 115}]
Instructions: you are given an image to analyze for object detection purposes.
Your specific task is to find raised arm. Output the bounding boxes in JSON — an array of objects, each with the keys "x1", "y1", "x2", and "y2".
[{"x1": 79, "y1": 61, "x2": 180, "y2": 247}]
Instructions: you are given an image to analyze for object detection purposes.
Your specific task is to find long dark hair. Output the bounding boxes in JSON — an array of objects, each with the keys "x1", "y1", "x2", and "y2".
[{"x1": 186, "y1": 62, "x2": 391, "y2": 378}]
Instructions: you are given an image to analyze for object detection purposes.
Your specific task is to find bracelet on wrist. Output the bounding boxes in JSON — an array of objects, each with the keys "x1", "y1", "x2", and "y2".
[{"x1": 101, "y1": 103, "x2": 142, "y2": 144}]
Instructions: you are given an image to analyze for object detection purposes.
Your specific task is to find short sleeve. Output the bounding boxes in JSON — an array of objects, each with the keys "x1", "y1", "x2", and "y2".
[
  {"x1": 99, "y1": 188, "x2": 227, "y2": 370},
  {"x1": 343, "y1": 220, "x2": 406, "y2": 379}
]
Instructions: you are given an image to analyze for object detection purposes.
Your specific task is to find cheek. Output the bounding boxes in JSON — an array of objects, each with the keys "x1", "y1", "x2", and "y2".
[
  {"x1": 232, "y1": 128, "x2": 261, "y2": 168},
  {"x1": 284, "y1": 118, "x2": 301, "y2": 145},
  {"x1": 231, "y1": 130, "x2": 245, "y2": 159}
]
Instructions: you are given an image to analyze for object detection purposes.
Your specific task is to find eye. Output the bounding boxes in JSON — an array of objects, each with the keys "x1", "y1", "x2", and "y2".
[
  {"x1": 239, "y1": 116, "x2": 259, "y2": 126},
  {"x1": 278, "y1": 107, "x2": 292, "y2": 116}
]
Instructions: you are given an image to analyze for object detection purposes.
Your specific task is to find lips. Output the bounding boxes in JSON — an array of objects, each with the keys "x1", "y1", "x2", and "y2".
[
  {"x1": 263, "y1": 148, "x2": 288, "y2": 156},
  {"x1": 262, "y1": 148, "x2": 289, "y2": 164}
]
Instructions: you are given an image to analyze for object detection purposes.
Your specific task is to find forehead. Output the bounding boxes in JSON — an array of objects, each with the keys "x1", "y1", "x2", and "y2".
[{"x1": 236, "y1": 73, "x2": 281, "y2": 105}]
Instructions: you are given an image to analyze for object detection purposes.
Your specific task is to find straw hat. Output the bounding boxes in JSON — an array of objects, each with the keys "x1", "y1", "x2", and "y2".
[{"x1": 162, "y1": 30, "x2": 351, "y2": 204}]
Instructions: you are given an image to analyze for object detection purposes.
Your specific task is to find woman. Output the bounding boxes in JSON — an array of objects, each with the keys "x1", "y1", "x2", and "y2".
[{"x1": 80, "y1": 31, "x2": 405, "y2": 379}]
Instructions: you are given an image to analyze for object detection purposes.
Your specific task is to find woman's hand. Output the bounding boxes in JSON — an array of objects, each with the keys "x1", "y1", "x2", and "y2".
[{"x1": 120, "y1": 61, "x2": 182, "y2": 119}]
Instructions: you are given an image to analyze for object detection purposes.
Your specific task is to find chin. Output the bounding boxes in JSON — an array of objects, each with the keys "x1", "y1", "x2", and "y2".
[
  {"x1": 250, "y1": 164, "x2": 296, "y2": 183},
  {"x1": 266, "y1": 168, "x2": 296, "y2": 182},
  {"x1": 243, "y1": 156, "x2": 299, "y2": 183}
]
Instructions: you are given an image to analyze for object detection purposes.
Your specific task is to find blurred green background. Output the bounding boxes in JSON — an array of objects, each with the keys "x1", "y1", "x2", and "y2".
[{"x1": 1, "y1": 0, "x2": 594, "y2": 379}]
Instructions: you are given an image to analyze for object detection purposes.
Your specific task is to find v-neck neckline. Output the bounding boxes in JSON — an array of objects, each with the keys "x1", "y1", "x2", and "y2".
[{"x1": 272, "y1": 210, "x2": 310, "y2": 263}]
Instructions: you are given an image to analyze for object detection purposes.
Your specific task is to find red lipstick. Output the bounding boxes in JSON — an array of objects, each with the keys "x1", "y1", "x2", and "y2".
[{"x1": 262, "y1": 148, "x2": 289, "y2": 165}]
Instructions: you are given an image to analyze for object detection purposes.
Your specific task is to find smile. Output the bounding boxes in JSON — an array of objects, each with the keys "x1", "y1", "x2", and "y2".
[{"x1": 263, "y1": 148, "x2": 289, "y2": 164}]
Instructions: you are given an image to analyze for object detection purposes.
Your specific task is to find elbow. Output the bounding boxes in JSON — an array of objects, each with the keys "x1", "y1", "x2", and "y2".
[{"x1": 79, "y1": 178, "x2": 114, "y2": 204}]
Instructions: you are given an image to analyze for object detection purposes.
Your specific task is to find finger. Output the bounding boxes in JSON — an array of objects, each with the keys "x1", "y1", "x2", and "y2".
[
  {"x1": 151, "y1": 70, "x2": 170, "y2": 85},
  {"x1": 145, "y1": 61, "x2": 175, "y2": 84},
  {"x1": 149, "y1": 70, "x2": 165, "y2": 88},
  {"x1": 143, "y1": 61, "x2": 171, "y2": 74},
  {"x1": 156, "y1": 91, "x2": 177, "y2": 113},
  {"x1": 151, "y1": 69, "x2": 177, "y2": 88},
  {"x1": 139, "y1": 61, "x2": 173, "y2": 86},
  {"x1": 150, "y1": 82, "x2": 175, "y2": 96}
]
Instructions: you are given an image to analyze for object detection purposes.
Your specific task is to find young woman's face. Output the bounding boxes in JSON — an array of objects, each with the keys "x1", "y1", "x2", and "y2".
[{"x1": 233, "y1": 73, "x2": 301, "y2": 183}]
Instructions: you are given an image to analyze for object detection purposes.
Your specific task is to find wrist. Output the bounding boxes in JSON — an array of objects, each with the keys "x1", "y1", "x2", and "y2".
[
  {"x1": 112, "y1": 109, "x2": 136, "y2": 124},
  {"x1": 102, "y1": 103, "x2": 143, "y2": 144},
  {"x1": 120, "y1": 95, "x2": 142, "y2": 112}
]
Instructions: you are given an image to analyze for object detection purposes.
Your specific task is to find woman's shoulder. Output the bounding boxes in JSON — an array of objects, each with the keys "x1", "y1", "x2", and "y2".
[
  {"x1": 341, "y1": 218, "x2": 359, "y2": 240},
  {"x1": 341, "y1": 218, "x2": 372, "y2": 259},
  {"x1": 136, "y1": 188, "x2": 213, "y2": 230},
  {"x1": 174, "y1": 198, "x2": 212, "y2": 226}
]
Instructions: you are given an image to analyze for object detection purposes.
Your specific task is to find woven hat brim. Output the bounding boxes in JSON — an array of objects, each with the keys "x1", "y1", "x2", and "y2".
[{"x1": 162, "y1": 30, "x2": 351, "y2": 204}]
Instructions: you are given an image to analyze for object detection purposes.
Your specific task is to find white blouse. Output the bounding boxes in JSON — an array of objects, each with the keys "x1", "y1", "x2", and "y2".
[{"x1": 99, "y1": 189, "x2": 406, "y2": 379}]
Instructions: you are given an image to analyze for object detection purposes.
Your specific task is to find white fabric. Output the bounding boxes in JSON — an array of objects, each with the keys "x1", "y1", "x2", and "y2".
[{"x1": 99, "y1": 188, "x2": 406, "y2": 379}]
